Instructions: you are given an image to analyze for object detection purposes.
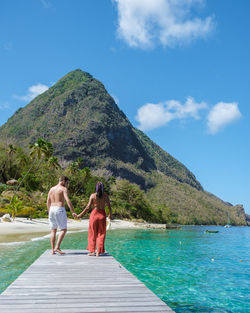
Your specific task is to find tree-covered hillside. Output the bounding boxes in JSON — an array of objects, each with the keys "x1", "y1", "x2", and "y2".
[{"x1": 0, "y1": 69, "x2": 247, "y2": 225}]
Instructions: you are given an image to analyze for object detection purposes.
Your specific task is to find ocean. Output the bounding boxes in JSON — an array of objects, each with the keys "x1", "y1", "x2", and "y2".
[{"x1": 0, "y1": 226, "x2": 249, "y2": 312}]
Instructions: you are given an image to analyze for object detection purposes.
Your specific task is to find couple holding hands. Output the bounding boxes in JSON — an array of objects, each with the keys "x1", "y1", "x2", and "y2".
[{"x1": 47, "y1": 176, "x2": 112, "y2": 256}]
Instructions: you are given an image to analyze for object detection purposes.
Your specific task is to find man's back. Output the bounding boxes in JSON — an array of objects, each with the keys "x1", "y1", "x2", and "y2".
[{"x1": 49, "y1": 185, "x2": 66, "y2": 207}]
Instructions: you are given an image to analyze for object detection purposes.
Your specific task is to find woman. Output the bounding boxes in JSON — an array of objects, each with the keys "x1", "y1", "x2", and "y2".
[{"x1": 77, "y1": 182, "x2": 112, "y2": 256}]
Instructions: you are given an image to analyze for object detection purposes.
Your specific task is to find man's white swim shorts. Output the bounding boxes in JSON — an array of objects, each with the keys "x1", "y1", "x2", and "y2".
[{"x1": 49, "y1": 206, "x2": 67, "y2": 230}]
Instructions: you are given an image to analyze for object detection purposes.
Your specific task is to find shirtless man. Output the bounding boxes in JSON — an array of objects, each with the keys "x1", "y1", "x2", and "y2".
[{"x1": 47, "y1": 176, "x2": 77, "y2": 255}]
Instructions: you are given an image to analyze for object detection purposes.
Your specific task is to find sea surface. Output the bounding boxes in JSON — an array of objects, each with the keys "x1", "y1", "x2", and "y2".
[{"x1": 0, "y1": 226, "x2": 249, "y2": 313}]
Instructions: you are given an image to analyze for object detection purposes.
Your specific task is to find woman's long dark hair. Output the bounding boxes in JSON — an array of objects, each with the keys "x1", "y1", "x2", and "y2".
[{"x1": 96, "y1": 182, "x2": 104, "y2": 199}]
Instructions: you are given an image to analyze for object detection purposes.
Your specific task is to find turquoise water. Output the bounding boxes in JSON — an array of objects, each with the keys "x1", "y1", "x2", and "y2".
[{"x1": 0, "y1": 226, "x2": 249, "y2": 312}]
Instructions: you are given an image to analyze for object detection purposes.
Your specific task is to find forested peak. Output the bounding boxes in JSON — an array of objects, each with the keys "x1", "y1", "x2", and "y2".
[
  {"x1": 0, "y1": 69, "x2": 201, "y2": 191},
  {"x1": 57, "y1": 69, "x2": 93, "y2": 85}
]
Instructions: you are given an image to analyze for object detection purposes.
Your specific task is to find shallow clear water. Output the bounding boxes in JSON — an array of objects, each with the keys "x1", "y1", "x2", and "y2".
[{"x1": 0, "y1": 226, "x2": 249, "y2": 313}]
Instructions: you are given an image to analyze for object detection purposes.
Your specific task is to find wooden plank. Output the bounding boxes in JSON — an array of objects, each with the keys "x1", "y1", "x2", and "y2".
[{"x1": 0, "y1": 250, "x2": 174, "y2": 313}]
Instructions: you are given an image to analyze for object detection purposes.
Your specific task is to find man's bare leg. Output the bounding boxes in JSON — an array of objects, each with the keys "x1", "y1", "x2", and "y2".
[
  {"x1": 54, "y1": 229, "x2": 67, "y2": 254},
  {"x1": 50, "y1": 229, "x2": 57, "y2": 254}
]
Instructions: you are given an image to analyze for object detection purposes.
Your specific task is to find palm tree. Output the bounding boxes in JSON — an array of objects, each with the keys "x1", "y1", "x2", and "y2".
[
  {"x1": 68, "y1": 161, "x2": 79, "y2": 174},
  {"x1": 14, "y1": 148, "x2": 29, "y2": 179},
  {"x1": 7, "y1": 139, "x2": 55, "y2": 205},
  {"x1": 29, "y1": 138, "x2": 53, "y2": 160},
  {"x1": 6, "y1": 144, "x2": 17, "y2": 156},
  {"x1": 16, "y1": 149, "x2": 29, "y2": 168},
  {"x1": 1, "y1": 144, "x2": 17, "y2": 181},
  {"x1": 48, "y1": 156, "x2": 61, "y2": 170},
  {"x1": 13, "y1": 139, "x2": 54, "y2": 194},
  {"x1": 6, "y1": 195, "x2": 24, "y2": 220}
]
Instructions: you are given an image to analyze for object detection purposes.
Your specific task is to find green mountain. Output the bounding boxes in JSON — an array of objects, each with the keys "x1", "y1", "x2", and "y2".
[{"x1": 0, "y1": 69, "x2": 246, "y2": 225}]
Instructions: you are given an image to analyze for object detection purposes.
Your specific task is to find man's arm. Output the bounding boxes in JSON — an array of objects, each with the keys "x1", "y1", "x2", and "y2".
[
  {"x1": 106, "y1": 194, "x2": 112, "y2": 220},
  {"x1": 77, "y1": 195, "x2": 93, "y2": 218},
  {"x1": 63, "y1": 188, "x2": 76, "y2": 217},
  {"x1": 47, "y1": 190, "x2": 51, "y2": 214}
]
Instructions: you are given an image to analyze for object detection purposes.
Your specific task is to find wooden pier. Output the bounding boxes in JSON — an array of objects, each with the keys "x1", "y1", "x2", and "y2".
[{"x1": 0, "y1": 250, "x2": 174, "y2": 313}]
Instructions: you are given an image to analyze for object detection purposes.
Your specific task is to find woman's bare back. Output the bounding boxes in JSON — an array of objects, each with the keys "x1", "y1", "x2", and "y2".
[{"x1": 92, "y1": 193, "x2": 108, "y2": 210}]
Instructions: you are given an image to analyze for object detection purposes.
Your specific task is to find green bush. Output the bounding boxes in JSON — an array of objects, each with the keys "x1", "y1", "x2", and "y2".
[
  {"x1": 111, "y1": 180, "x2": 159, "y2": 222},
  {"x1": 19, "y1": 172, "x2": 41, "y2": 191},
  {"x1": 0, "y1": 184, "x2": 8, "y2": 194}
]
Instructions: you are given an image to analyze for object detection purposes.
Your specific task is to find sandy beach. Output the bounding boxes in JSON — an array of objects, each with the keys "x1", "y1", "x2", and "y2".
[{"x1": 0, "y1": 217, "x2": 165, "y2": 243}]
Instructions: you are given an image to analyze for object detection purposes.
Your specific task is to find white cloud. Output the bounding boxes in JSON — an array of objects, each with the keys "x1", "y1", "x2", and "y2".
[
  {"x1": 0, "y1": 102, "x2": 10, "y2": 110},
  {"x1": 136, "y1": 97, "x2": 242, "y2": 134},
  {"x1": 136, "y1": 97, "x2": 207, "y2": 131},
  {"x1": 207, "y1": 102, "x2": 242, "y2": 134},
  {"x1": 113, "y1": 0, "x2": 214, "y2": 49},
  {"x1": 14, "y1": 83, "x2": 49, "y2": 102},
  {"x1": 41, "y1": 0, "x2": 52, "y2": 9}
]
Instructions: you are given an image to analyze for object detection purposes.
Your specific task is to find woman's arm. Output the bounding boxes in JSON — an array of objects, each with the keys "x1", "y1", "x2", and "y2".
[
  {"x1": 106, "y1": 194, "x2": 112, "y2": 220},
  {"x1": 77, "y1": 195, "x2": 93, "y2": 218}
]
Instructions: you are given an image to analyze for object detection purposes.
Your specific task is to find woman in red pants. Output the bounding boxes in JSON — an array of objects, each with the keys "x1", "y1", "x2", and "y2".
[{"x1": 77, "y1": 182, "x2": 112, "y2": 256}]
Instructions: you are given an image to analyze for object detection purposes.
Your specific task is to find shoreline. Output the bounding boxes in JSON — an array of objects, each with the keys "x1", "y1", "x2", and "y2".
[
  {"x1": 0, "y1": 217, "x2": 166, "y2": 244},
  {"x1": 1, "y1": 218, "x2": 245, "y2": 244}
]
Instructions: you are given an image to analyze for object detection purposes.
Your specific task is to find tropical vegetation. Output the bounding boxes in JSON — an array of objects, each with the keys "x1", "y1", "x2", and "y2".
[{"x1": 0, "y1": 140, "x2": 164, "y2": 222}]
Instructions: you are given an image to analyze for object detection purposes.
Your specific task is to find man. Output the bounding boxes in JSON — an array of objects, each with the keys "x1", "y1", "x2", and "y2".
[{"x1": 47, "y1": 176, "x2": 77, "y2": 255}]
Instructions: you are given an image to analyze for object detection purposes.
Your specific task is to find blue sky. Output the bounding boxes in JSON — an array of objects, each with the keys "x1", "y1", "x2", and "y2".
[{"x1": 1, "y1": 0, "x2": 250, "y2": 213}]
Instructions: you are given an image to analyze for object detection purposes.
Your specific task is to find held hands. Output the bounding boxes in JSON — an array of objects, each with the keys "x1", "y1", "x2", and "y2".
[
  {"x1": 72, "y1": 212, "x2": 82, "y2": 219},
  {"x1": 76, "y1": 213, "x2": 83, "y2": 219}
]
